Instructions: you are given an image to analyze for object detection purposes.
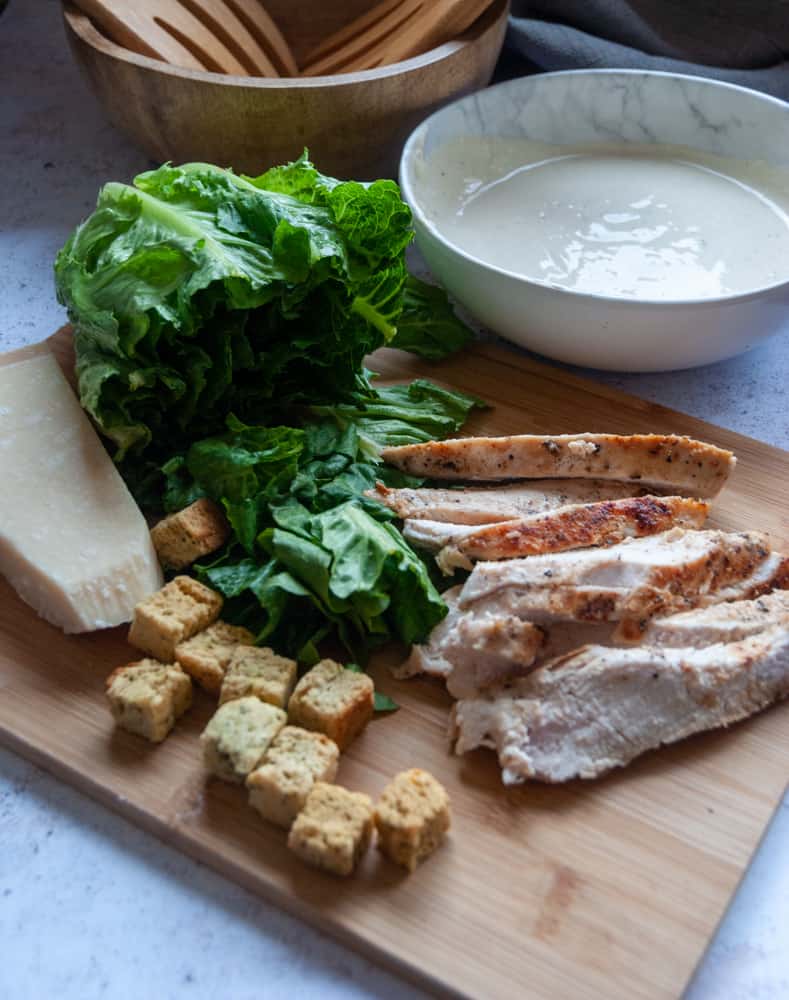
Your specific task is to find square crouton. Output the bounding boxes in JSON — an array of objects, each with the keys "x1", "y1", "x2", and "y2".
[
  {"x1": 246, "y1": 726, "x2": 339, "y2": 828},
  {"x1": 106, "y1": 658, "x2": 192, "y2": 743},
  {"x1": 287, "y1": 659, "x2": 374, "y2": 750},
  {"x1": 219, "y1": 646, "x2": 298, "y2": 709},
  {"x1": 128, "y1": 576, "x2": 222, "y2": 662},
  {"x1": 174, "y1": 620, "x2": 255, "y2": 696},
  {"x1": 200, "y1": 696, "x2": 287, "y2": 783},
  {"x1": 375, "y1": 769, "x2": 451, "y2": 872},
  {"x1": 150, "y1": 498, "x2": 231, "y2": 571},
  {"x1": 287, "y1": 782, "x2": 374, "y2": 876}
]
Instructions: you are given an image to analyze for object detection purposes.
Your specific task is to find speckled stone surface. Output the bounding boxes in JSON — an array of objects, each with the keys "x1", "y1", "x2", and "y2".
[
  {"x1": 1, "y1": 3, "x2": 787, "y2": 999},
  {"x1": 0, "y1": 748, "x2": 424, "y2": 1000}
]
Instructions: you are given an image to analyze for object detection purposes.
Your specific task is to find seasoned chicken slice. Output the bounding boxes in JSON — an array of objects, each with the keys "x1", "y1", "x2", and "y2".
[
  {"x1": 395, "y1": 586, "x2": 463, "y2": 680},
  {"x1": 614, "y1": 551, "x2": 789, "y2": 640},
  {"x1": 441, "y1": 615, "x2": 545, "y2": 699},
  {"x1": 459, "y1": 528, "x2": 786, "y2": 626},
  {"x1": 402, "y1": 519, "x2": 480, "y2": 553},
  {"x1": 366, "y1": 480, "x2": 651, "y2": 525},
  {"x1": 382, "y1": 433, "x2": 735, "y2": 497},
  {"x1": 396, "y1": 588, "x2": 544, "y2": 694},
  {"x1": 427, "y1": 496, "x2": 709, "y2": 573},
  {"x1": 626, "y1": 590, "x2": 789, "y2": 647},
  {"x1": 450, "y1": 627, "x2": 789, "y2": 783}
]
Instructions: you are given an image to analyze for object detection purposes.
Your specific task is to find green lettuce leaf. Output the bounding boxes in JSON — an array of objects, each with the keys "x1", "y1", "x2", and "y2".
[
  {"x1": 56, "y1": 153, "x2": 482, "y2": 664},
  {"x1": 392, "y1": 275, "x2": 474, "y2": 359},
  {"x1": 310, "y1": 377, "x2": 485, "y2": 453},
  {"x1": 183, "y1": 377, "x2": 479, "y2": 660},
  {"x1": 56, "y1": 157, "x2": 417, "y2": 459}
]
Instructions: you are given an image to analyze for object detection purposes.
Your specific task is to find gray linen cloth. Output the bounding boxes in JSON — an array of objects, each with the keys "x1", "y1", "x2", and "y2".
[{"x1": 506, "y1": 0, "x2": 789, "y2": 99}]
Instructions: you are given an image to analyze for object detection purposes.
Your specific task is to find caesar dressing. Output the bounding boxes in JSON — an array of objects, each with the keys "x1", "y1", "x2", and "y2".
[{"x1": 415, "y1": 138, "x2": 789, "y2": 300}]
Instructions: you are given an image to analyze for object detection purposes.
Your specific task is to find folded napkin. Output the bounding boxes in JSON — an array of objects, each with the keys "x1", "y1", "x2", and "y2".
[{"x1": 506, "y1": 0, "x2": 789, "y2": 99}]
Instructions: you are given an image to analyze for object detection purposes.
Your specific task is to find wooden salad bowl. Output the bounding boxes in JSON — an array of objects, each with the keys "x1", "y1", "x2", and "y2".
[{"x1": 62, "y1": 0, "x2": 510, "y2": 180}]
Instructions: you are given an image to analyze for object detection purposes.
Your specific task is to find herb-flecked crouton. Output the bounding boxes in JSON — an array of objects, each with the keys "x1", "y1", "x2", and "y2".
[
  {"x1": 287, "y1": 659, "x2": 374, "y2": 750},
  {"x1": 246, "y1": 726, "x2": 339, "y2": 828},
  {"x1": 175, "y1": 620, "x2": 255, "y2": 695},
  {"x1": 150, "y1": 498, "x2": 231, "y2": 570},
  {"x1": 287, "y1": 782, "x2": 374, "y2": 876},
  {"x1": 200, "y1": 696, "x2": 287, "y2": 783},
  {"x1": 375, "y1": 769, "x2": 450, "y2": 871},
  {"x1": 106, "y1": 658, "x2": 192, "y2": 743},
  {"x1": 219, "y1": 646, "x2": 298, "y2": 709},
  {"x1": 128, "y1": 576, "x2": 222, "y2": 662}
]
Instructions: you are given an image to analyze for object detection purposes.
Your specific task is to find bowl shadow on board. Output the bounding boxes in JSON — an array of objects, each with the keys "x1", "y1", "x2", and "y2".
[{"x1": 495, "y1": 329, "x2": 770, "y2": 383}]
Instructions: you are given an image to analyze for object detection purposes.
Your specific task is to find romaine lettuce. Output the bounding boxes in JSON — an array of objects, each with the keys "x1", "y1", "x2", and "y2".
[
  {"x1": 55, "y1": 154, "x2": 480, "y2": 660},
  {"x1": 55, "y1": 154, "x2": 470, "y2": 461}
]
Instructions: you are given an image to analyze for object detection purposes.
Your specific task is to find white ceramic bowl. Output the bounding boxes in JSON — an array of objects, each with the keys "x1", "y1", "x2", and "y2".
[{"x1": 400, "y1": 70, "x2": 789, "y2": 371}]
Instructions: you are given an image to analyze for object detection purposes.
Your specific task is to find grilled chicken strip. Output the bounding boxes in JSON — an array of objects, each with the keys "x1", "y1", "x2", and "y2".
[
  {"x1": 459, "y1": 528, "x2": 787, "y2": 627},
  {"x1": 627, "y1": 590, "x2": 789, "y2": 647},
  {"x1": 402, "y1": 519, "x2": 480, "y2": 553},
  {"x1": 366, "y1": 480, "x2": 652, "y2": 525},
  {"x1": 397, "y1": 587, "x2": 545, "y2": 695},
  {"x1": 441, "y1": 615, "x2": 545, "y2": 699},
  {"x1": 450, "y1": 627, "x2": 789, "y2": 783},
  {"x1": 396, "y1": 586, "x2": 463, "y2": 680},
  {"x1": 423, "y1": 496, "x2": 709, "y2": 573},
  {"x1": 614, "y1": 550, "x2": 789, "y2": 640},
  {"x1": 381, "y1": 433, "x2": 735, "y2": 497}
]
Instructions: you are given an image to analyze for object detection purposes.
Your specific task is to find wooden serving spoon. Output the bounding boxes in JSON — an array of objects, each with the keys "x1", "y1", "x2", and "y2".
[
  {"x1": 72, "y1": 0, "x2": 297, "y2": 76},
  {"x1": 341, "y1": 0, "x2": 496, "y2": 72},
  {"x1": 301, "y1": 0, "x2": 496, "y2": 76},
  {"x1": 222, "y1": 0, "x2": 298, "y2": 76}
]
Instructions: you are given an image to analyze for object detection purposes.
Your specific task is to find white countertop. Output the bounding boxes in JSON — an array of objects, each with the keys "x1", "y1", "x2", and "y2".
[{"x1": 1, "y1": 3, "x2": 787, "y2": 998}]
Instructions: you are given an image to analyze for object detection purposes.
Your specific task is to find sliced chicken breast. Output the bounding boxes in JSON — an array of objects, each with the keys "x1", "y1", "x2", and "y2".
[
  {"x1": 396, "y1": 587, "x2": 544, "y2": 694},
  {"x1": 441, "y1": 615, "x2": 545, "y2": 699},
  {"x1": 431, "y1": 495, "x2": 709, "y2": 573},
  {"x1": 395, "y1": 586, "x2": 463, "y2": 680},
  {"x1": 366, "y1": 480, "x2": 651, "y2": 525},
  {"x1": 614, "y1": 551, "x2": 789, "y2": 641},
  {"x1": 459, "y1": 528, "x2": 785, "y2": 626},
  {"x1": 450, "y1": 627, "x2": 789, "y2": 783},
  {"x1": 626, "y1": 590, "x2": 789, "y2": 647},
  {"x1": 402, "y1": 519, "x2": 480, "y2": 553},
  {"x1": 382, "y1": 433, "x2": 735, "y2": 497},
  {"x1": 702, "y1": 552, "x2": 789, "y2": 603}
]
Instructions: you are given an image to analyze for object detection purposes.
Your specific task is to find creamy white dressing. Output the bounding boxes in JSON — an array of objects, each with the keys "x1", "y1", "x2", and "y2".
[{"x1": 414, "y1": 138, "x2": 789, "y2": 300}]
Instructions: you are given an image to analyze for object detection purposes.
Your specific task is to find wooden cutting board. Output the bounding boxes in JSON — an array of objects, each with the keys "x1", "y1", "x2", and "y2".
[{"x1": 2, "y1": 327, "x2": 788, "y2": 1000}]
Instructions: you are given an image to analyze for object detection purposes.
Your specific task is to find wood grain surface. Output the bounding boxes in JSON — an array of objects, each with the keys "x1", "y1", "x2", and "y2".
[{"x1": 1, "y1": 327, "x2": 788, "y2": 999}]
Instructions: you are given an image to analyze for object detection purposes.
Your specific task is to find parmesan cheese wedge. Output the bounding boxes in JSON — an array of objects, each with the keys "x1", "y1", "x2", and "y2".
[{"x1": 0, "y1": 343, "x2": 163, "y2": 632}]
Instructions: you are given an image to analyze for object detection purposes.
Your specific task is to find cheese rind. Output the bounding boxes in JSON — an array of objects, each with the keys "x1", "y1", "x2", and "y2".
[{"x1": 0, "y1": 344, "x2": 163, "y2": 632}]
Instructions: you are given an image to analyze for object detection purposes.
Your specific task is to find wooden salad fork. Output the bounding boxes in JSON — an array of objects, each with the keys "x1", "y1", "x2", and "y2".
[
  {"x1": 71, "y1": 0, "x2": 298, "y2": 76},
  {"x1": 301, "y1": 0, "x2": 496, "y2": 76}
]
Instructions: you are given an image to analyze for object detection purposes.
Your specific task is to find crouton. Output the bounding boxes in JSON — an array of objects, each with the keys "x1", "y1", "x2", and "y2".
[
  {"x1": 150, "y1": 498, "x2": 231, "y2": 570},
  {"x1": 219, "y1": 646, "x2": 298, "y2": 709},
  {"x1": 287, "y1": 782, "x2": 374, "y2": 876},
  {"x1": 287, "y1": 659, "x2": 374, "y2": 750},
  {"x1": 106, "y1": 658, "x2": 192, "y2": 743},
  {"x1": 200, "y1": 697, "x2": 287, "y2": 784},
  {"x1": 375, "y1": 769, "x2": 450, "y2": 871},
  {"x1": 128, "y1": 576, "x2": 222, "y2": 662},
  {"x1": 174, "y1": 620, "x2": 254, "y2": 695},
  {"x1": 246, "y1": 726, "x2": 339, "y2": 828}
]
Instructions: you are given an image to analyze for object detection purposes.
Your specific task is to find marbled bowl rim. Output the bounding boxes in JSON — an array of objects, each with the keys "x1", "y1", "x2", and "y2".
[{"x1": 400, "y1": 68, "x2": 789, "y2": 308}]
